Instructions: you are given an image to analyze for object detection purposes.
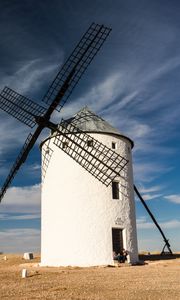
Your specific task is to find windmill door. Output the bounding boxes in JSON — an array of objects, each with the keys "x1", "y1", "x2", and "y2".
[{"x1": 112, "y1": 228, "x2": 123, "y2": 254}]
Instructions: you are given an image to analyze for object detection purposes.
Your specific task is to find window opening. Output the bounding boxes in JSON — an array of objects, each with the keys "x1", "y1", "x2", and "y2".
[
  {"x1": 62, "y1": 141, "x2": 69, "y2": 149},
  {"x1": 87, "y1": 139, "x2": 93, "y2": 147},
  {"x1": 112, "y1": 142, "x2": 117, "y2": 149},
  {"x1": 112, "y1": 181, "x2": 119, "y2": 199}
]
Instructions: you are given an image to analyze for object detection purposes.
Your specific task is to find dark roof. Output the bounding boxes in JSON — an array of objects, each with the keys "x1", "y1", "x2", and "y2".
[{"x1": 64, "y1": 107, "x2": 134, "y2": 147}]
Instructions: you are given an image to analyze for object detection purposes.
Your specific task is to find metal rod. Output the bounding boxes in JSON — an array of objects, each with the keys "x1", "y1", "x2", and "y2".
[{"x1": 134, "y1": 184, "x2": 173, "y2": 254}]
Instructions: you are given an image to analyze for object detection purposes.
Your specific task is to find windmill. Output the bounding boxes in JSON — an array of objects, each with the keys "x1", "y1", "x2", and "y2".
[{"x1": 0, "y1": 23, "x2": 172, "y2": 266}]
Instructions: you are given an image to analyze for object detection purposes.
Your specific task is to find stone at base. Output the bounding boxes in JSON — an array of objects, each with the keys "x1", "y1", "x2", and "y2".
[
  {"x1": 22, "y1": 269, "x2": 27, "y2": 278},
  {"x1": 23, "y1": 252, "x2": 33, "y2": 260}
]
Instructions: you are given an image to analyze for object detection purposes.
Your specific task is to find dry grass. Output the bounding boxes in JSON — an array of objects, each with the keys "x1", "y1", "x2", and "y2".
[{"x1": 0, "y1": 254, "x2": 180, "y2": 299}]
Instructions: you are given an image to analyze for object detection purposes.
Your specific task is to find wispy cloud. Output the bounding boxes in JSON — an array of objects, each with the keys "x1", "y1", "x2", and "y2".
[
  {"x1": 0, "y1": 117, "x2": 30, "y2": 154},
  {"x1": 78, "y1": 54, "x2": 180, "y2": 120},
  {"x1": 140, "y1": 193, "x2": 163, "y2": 201},
  {"x1": 0, "y1": 184, "x2": 41, "y2": 213},
  {"x1": 0, "y1": 213, "x2": 40, "y2": 221},
  {"x1": 137, "y1": 217, "x2": 180, "y2": 229},
  {"x1": 133, "y1": 161, "x2": 173, "y2": 183},
  {"x1": 58, "y1": 72, "x2": 124, "y2": 120},
  {"x1": 23, "y1": 163, "x2": 41, "y2": 180},
  {"x1": 139, "y1": 185, "x2": 163, "y2": 193},
  {"x1": 135, "y1": 184, "x2": 164, "y2": 201},
  {"x1": 164, "y1": 195, "x2": 180, "y2": 204},
  {"x1": 0, "y1": 228, "x2": 40, "y2": 253},
  {"x1": 29, "y1": 164, "x2": 41, "y2": 171},
  {"x1": 0, "y1": 54, "x2": 64, "y2": 97}
]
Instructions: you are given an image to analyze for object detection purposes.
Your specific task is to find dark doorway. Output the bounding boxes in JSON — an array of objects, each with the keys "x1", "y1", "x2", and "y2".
[{"x1": 112, "y1": 228, "x2": 123, "y2": 254}]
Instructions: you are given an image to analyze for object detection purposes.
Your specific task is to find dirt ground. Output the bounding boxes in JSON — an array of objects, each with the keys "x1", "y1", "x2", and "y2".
[{"x1": 0, "y1": 254, "x2": 180, "y2": 300}]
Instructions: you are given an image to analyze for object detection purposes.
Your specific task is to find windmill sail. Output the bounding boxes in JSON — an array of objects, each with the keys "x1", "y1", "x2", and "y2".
[
  {"x1": 41, "y1": 140, "x2": 54, "y2": 183},
  {"x1": 0, "y1": 133, "x2": 33, "y2": 201},
  {"x1": 42, "y1": 23, "x2": 111, "y2": 112},
  {"x1": 0, "y1": 87, "x2": 46, "y2": 128},
  {"x1": 53, "y1": 120, "x2": 128, "y2": 186}
]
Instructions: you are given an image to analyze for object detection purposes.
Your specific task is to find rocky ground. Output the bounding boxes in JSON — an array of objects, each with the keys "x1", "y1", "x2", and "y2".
[{"x1": 0, "y1": 253, "x2": 180, "y2": 299}]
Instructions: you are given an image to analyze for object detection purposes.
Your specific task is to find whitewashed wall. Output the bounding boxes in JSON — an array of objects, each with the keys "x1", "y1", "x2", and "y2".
[{"x1": 41, "y1": 132, "x2": 138, "y2": 266}]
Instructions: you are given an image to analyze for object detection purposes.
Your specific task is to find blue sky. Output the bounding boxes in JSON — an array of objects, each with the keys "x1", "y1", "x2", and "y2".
[{"x1": 0, "y1": 0, "x2": 179, "y2": 253}]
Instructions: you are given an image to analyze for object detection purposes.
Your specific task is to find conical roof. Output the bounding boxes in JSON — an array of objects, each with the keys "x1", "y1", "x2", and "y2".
[{"x1": 65, "y1": 107, "x2": 134, "y2": 147}]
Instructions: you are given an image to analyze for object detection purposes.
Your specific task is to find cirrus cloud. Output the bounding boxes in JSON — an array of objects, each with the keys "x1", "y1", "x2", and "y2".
[{"x1": 164, "y1": 195, "x2": 180, "y2": 204}]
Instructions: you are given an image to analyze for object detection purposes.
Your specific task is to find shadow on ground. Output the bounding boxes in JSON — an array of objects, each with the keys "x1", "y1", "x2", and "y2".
[{"x1": 139, "y1": 253, "x2": 180, "y2": 261}]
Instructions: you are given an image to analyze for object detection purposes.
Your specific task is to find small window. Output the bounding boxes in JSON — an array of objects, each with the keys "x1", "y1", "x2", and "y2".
[
  {"x1": 62, "y1": 141, "x2": 69, "y2": 149},
  {"x1": 87, "y1": 139, "x2": 93, "y2": 147},
  {"x1": 45, "y1": 149, "x2": 50, "y2": 155},
  {"x1": 112, "y1": 142, "x2": 117, "y2": 149},
  {"x1": 112, "y1": 181, "x2": 119, "y2": 199}
]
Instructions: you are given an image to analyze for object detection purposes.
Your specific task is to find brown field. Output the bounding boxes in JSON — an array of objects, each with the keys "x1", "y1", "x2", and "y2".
[{"x1": 0, "y1": 253, "x2": 180, "y2": 300}]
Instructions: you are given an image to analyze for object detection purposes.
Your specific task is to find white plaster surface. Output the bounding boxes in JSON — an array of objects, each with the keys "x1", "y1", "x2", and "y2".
[{"x1": 41, "y1": 133, "x2": 138, "y2": 266}]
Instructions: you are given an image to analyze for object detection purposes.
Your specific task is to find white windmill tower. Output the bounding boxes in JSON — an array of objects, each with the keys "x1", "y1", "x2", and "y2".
[{"x1": 40, "y1": 107, "x2": 139, "y2": 266}]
